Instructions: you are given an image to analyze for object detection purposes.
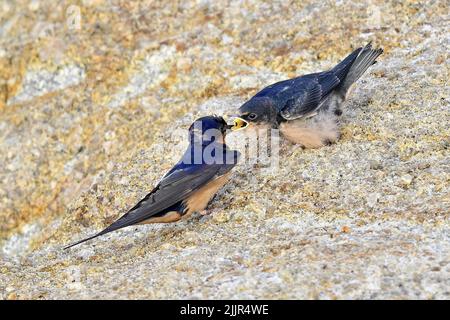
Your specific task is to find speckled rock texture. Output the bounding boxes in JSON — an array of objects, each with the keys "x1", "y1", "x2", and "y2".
[{"x1": 0, "y1": 0, "x2": 449, "y2": 299}]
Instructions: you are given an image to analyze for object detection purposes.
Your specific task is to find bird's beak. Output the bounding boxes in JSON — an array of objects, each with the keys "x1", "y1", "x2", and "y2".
[
  {"x1": 231, "y1": 117, "x2": 249, "y2": 131},
  {"x1": 225, "y1": 115, "x2": 249, "y2": 131},
  {"x1": 222, "y1": 115, "x2": 234, "y2": 132}
]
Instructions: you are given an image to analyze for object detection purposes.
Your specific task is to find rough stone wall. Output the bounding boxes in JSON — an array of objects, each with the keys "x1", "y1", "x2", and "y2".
[{"x1": 0, "y1": 0, "x2": 448, "y2": 299}]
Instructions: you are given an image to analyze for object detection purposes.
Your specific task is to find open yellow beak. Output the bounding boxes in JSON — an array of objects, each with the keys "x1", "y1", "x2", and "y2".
[{"x1": 231, "y1": 117, "x2": 249, "y2": 131}]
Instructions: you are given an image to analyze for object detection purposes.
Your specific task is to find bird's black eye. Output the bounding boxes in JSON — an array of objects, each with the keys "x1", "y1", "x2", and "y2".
[{"x1": 248, "y1": 113, "x2": 257, "y2": 120}]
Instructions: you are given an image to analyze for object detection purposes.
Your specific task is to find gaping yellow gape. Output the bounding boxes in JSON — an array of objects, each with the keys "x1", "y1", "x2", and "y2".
[{"x1": 231, "y1": 117, "x2": 249, "y2": 131}]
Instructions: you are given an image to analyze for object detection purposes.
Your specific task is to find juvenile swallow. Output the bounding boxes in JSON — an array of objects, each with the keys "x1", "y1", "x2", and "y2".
[
  {"x1": 234, "y1": 42, "x2": 383, "y2": 148},
  {"x1": 64, "y1": 116, "x2": 240, "y2": 249}
]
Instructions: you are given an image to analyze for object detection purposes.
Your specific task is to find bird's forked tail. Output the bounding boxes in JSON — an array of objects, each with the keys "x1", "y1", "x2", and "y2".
[{"x1": 336, "y1": 42, "x2": 383, "y2": 96}]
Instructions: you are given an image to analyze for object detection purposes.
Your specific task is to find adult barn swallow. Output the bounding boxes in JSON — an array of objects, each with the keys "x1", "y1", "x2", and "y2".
[
  {"x1": 234, "y1": 42, "x2": 383, "y2": 148},
  {"x1": 64, "y1": 116, "x2": 240, "y2": 249}
]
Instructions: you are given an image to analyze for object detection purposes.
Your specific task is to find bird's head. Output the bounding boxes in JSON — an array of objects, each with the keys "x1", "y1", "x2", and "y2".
[
  {"x1": 188, "y1": 115, "x2": 232, "y2": 145},
  {"x1": 233, "y1": 97, "x2": 278, "y2": 131}
]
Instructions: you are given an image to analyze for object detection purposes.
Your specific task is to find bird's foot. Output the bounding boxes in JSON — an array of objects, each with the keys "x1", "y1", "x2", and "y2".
[
  {"x1": 200, "y1": 208, "x2": 214, "y2": 216},
  {"x1": 200, "y1": 208, "x2": 222, "y2": 216}
]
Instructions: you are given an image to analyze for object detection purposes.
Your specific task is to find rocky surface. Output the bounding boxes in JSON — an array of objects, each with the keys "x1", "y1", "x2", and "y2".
[{"x1": 0, "y1": 0, "x2": 449, "y2": 299}]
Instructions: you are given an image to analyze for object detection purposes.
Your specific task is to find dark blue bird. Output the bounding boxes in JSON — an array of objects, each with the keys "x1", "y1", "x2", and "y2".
[
  {"x1": 235, "y1": 42, "x2": 383, "y2": 148},
  {"x1": 64, "y1": 116, "x2": 240, "y2": 249}
]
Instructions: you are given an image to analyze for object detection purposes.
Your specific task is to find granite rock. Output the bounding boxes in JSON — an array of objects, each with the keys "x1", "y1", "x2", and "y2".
[{"x1": 0, "y1": 0, "x2": 448, "y2": 299}]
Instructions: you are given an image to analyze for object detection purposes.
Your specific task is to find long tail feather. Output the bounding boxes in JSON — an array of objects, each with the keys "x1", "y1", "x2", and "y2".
[
  {"x1": 63, "y1": 228, "x2": 111, "y2": 250},
  {"x1": 338, "y1": 42, "x2": 383, "y2": 94}
]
